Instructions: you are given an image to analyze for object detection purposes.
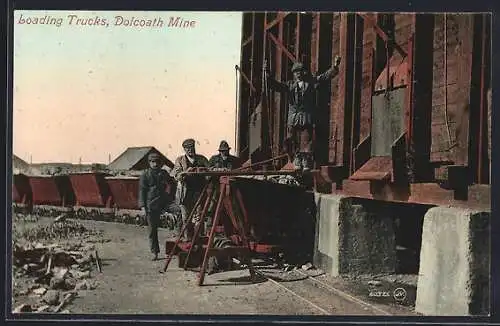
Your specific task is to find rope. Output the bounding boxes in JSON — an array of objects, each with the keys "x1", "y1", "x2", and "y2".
[
  {"x1": 235, "y1": 65, "x2": 239, "y2": 154},
  {"x1": 443, "y1": 14, "x2": 453, "y2": 149},
  {"x1": 265, "y1": 43, "x2": 275, "y2": 157}
]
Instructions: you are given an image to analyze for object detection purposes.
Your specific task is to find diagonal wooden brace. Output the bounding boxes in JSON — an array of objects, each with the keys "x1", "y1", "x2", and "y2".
[{"x1": 358, "y1": 13, "x2": 407, "y2": 58}]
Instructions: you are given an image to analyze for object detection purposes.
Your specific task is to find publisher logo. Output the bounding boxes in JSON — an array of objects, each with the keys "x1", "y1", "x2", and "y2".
[{"x1": 393, "y1": 287, "x2": 407, "y2": 301}]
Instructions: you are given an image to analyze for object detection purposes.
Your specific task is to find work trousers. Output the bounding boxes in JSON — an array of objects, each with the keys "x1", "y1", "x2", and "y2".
[
  {"x1": 177, "y1": 189, "x2": 204, "y2": 238},
  {"x1": 147, "y1": 202, "x2": 185, "y2": 254},
  {"x1": 290, "y1": 125, "x2": 314, "y2": 154},
  {"x1": 287, "y1": 124, "x2": 314, "y2": 169},
  {"x1": 146, "y1": 211, "x2": 161, "y2": 254}
]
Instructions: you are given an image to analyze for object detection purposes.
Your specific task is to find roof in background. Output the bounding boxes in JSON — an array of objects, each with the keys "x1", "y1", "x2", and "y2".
[
  {"x1": 107, "y1": 146, "x2": 173, "y2": 171},
  {"x1": 12, "y1": 154, "x2": 29, "y2": 169}
]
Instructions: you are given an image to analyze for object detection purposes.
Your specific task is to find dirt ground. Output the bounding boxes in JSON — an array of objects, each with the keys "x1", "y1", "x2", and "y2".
[{"x1": 11, "y1": 217, "x2": 419, "y2": 316}]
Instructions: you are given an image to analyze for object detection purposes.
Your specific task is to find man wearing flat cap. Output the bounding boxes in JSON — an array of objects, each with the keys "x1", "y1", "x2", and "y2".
[
  {"x1": 171, "y1": 139, "x2": 209, "y2": 240},
  {"x1": 208, "y1": 140, "x2": 242, "y2": 171},
  {"x1": 139, "y1": 152, "x2": 184, "y2": 260},
  {"x1": 263, "y1": 55, "x2": 341, "y2": 171}
]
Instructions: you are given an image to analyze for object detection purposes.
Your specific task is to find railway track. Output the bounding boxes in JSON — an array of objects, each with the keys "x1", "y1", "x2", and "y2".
[{"x1": 253, "y1": 266, "x2": 393, "y2": 316}]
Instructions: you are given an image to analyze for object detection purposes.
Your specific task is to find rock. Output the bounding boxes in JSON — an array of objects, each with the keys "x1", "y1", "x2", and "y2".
[
  {"x1": 64, "y1": 278, "x2": 77, "y2": 290},
  {"x1": 75, "y1": 280, "x2": 88, "y2": 290},
  {"x1": 301, "y1": 262, "x2": 314, "y2": 271},
  {"x1": 52, "y1": 252, "x2": 77, "y2": 267},
  {"x1": 49, "y1": 277, "x2": 66, "y2": 290},
  {"x1": 368, "y1": 280, "x2": 382, "y2": 286},
  {"x1": 61, "y1": 309, "x2": 71, "y2": 314},
  {"x1": 87, "y1": 281, "x2": 97, "y2": 290},
  {"x1": 36, "y1": 305, "x2": 51, "y2": 312},
  {"x1": 71, "y1": 270, "x2": 90, "y2": 280},
  {"x1": 39, "y1": 254, "x2": 47, "y2": 263},
  {"x1": 34, "y1": 273, "x2": 52, "y2": 285},
  {"x1": 13, "y1": 304, "x2": 32, "y2": 313},
  {"x1": 54, "y1": 214, "x2": 67, "y2": 223},
  {"x1": 33, "y1": 287, "x2": 47, "y2": 296},
  {"x1": 42, "y1": 290, "x2": 60, "y2": 305},
  {"x1": 52, "y1": 267, "x2": 69, "y2": 279}
]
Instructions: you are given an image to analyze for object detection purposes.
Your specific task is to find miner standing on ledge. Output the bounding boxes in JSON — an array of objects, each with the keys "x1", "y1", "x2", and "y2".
[{"x1": 263, "y1": 55, "x2": 341, "y2": 171}]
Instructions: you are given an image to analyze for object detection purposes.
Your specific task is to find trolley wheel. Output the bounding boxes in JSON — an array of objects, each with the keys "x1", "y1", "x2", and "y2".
[{"x1": 120, "y1": 213, "x2": 129, "y2": 224}]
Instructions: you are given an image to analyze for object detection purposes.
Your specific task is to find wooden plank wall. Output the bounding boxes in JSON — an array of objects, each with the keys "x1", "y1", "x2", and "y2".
[
  {"x1": 430, "y1": 14, "x2": 474, "y2": 165},
  {"x1": 238, "y1": 12, "x2": 490, "y2": 185}
]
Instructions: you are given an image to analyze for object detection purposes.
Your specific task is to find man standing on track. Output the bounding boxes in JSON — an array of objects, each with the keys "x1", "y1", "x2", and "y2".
[{"x1": 139, "y1": 152, "x2": 184, "y2": 261}]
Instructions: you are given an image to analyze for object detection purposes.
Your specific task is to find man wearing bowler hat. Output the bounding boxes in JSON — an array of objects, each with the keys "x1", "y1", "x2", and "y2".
[
  {"x1": 139, "y1": 152, "x2": 184, "y2": 261},
  {"x1": 171, "y1": 138, "x2": 209, "y2": 240},
  {"x1": 263, "y1": 55, "x2": 341, "y2": 171},
  {"x1": 208, "y1": 140, "x2": 242, "y2": 171}
]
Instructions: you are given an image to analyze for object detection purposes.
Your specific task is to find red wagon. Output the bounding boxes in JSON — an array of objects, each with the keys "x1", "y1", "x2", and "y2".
[
  {"x1": 28, "y1": 175, "x2": 76, "y2": 216},
  {"x1": 29, "y1": 176, "x2": 63, "y2": 206},
  {"x1": 12, "y1": 173, "x2": 32, "y2": 205},
  {"x1": 68, "y1": 172, "x2": 111, "y2": 207},
  {"x1": 105, "y1": 175, "x2": 176, "y2": 210},
  {"x1": 105, "y1": 176, "x2": 140, "y2": 210}
]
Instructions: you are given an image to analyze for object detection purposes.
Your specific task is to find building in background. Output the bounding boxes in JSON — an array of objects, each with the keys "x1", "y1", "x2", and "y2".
[
  {"x1": 107, "y1": 146, "x2": 174, "y2": 175},
  {"x1": 12, "y1": 154, "x2": 29, "y2": 174}
]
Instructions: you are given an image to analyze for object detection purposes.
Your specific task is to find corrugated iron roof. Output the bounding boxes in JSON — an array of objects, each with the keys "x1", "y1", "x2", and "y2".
[{"x1": 107, "y1": 146, "x2": 173, "y2": 171}]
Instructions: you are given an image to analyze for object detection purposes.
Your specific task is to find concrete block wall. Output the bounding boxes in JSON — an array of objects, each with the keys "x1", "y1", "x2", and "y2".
[
  {"x1": 415, "y1": 207, "x2": 490, "y2": 316},
  {"x1": 313, "y1": 193, "x2": 397, "y2": 277},
  {"x1": 313, "y1": 193, "x2": 491, "y2": 316}
]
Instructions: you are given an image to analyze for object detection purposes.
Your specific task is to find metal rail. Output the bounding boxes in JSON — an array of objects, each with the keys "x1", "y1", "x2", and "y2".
[
  {"x1": 180, "y1": 170, "x2": 300, "y2": 177},
  {"x1": 231, "y1": 261, "x2": 393, "y2": 316}
]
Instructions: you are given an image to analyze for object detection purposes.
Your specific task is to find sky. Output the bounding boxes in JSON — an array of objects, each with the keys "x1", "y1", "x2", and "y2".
[{"x1": 13, "y1": 11, "x2": 243, "y2": 164}]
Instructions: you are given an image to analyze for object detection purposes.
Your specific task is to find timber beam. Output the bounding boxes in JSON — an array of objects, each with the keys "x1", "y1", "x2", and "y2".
[
  {"x1": 238, "y1": 68, "x2": 257, "y2": 92},
  {"x1": 267, "y1": 32, "x2": 297, "y2": 62},
  {"x1": 242, "y1": 36, "x2": 253, "y2": 47},
  {"x1": 358, "y1": 13, "x2": 407, "y2": 58},
  {"x1": 338, "y1": 181, "x2": 490, "y2": 212},
  {"x1": 265, "y1": 12, "x2": 291, "y2": 30}
]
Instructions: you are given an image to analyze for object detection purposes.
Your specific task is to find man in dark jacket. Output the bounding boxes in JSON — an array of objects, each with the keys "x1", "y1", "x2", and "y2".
[
  {"x1": 170, "y1": 138, "x2": 209, "y2": 240},
  {"x1": 208, "y1": 140, "x2": 242, "y2": 171},
  {"x1": 139, "y1": 152, "x2": 184, "y2": 260},
  {"x1": 263, "y1": 56, "x2": 341, "y2": 171}
]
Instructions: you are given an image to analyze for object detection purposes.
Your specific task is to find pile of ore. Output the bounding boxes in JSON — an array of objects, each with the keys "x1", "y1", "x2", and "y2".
[
  {"x1": 236, "y1": 175, "x2": 301, "y2": 186},
  {"x1": 13, "y1": 218, "x2": 103, "y2": 244},
  {"x1": 12, "y1": 218, "x2": 105, "y2": 314},
  {"x1": 12, "y1": 242, "x2": 100, "y2": 313}
]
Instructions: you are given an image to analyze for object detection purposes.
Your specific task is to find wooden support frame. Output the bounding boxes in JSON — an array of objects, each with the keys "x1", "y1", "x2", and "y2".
[
  {"x1": 267, "y1": 32, "x2": 297, "y2": 63},
  {"x1": 242, "y1": 36, "x2": 253, "y2": 47},
  {"x1": 358, "y1": 13, "x2": 407, "y2": 58},
  {"x1": 265, "y1": 12, "x2": 291, "y2": 30}
]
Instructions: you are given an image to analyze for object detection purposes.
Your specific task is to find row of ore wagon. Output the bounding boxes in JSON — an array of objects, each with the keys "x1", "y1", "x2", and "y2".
[
  {"x1": 11, "y1": 172, "x2": 177, "y2": 227},
  {"x1": 13, "y1": 172, "x2": 317, "y2": 261}
]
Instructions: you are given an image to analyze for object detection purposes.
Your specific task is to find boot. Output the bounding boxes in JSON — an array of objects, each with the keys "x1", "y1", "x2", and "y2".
[
  {"x1": 293, "y1": 153, "x2": 303, "y2": 170},
  {"x1": 176, "y1": 223, "x2": 184, "y2": 240},
  {"x1": 301, "y1": 153, "x2": 313, "y2": 172}
]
